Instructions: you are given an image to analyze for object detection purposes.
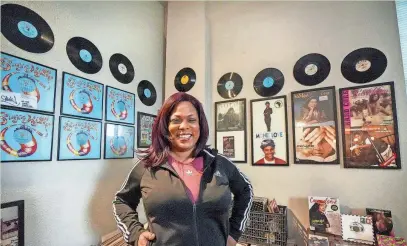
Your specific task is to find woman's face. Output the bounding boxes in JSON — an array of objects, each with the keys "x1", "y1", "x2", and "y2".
[
  {"x1": 318, "y1": 203, "x2": 327, "y2": 212},
  {"x1": 308, "y1": 99, "x2": 318, "y2": 109},
  {"x1": 168, "y1": 101, "x2": 200, "y2": 153}
]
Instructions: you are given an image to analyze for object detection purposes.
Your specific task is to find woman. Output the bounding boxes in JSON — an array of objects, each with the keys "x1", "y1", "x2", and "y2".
[
  {"x1": 309, "y1": 201, "x2": 330, "y2": 233},
  {"x1": 113, "y1": 92, "x2": 253, "y2": 246},
  {"x1": 299, "y1": 97, "x2": 327, "y2": 124}
]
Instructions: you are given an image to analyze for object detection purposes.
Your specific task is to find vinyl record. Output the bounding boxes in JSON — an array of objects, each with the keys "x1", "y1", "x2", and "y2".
[
  {"x1": 217, "y1": 72, "x2": 243, "y2": 99},
  {"x1": 174, "y1": 67, "x2": 196, "y2": 92},
  {"x1": 293, "y1": 53, "x2": 331, "y2": 86},
  {"x1": 1, "y1": 3, "x2": 54, "y2": 53},
  {"x1": 66, "y1": 37, "x2": 103, "y2": 74},
  {"x1": 341, "y1": 47, "x2": 387, "y2": 84},
  {"x1": 137, "y1": 80, "x2": 157, "y2": 106},
  {"x1": 253, "y1": 68, "x2": 284, "y2": 97},
  {"x1": 109, "y1": 53, "x2": 135, "y2": 84}
]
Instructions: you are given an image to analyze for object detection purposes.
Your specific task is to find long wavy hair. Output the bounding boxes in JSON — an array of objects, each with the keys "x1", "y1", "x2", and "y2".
[{"x1": 136, "y1": 92, "x2": 209, "y2": 167}]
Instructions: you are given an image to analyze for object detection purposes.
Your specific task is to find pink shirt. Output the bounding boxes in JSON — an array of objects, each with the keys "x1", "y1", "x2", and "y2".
[{"x1": 169, "y1": 156, "x2": 204, "y2": 204}]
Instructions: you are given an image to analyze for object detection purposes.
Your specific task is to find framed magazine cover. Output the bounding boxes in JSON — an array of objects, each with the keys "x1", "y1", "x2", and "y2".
[
  {"x1": 57, "y1": 116, "x2": 102, "y2": 161},
  {"x1": 1, "y1": 200, "x2": 24, "y2": 246},
  {"x1": 1, "y1": 52, "x2": 57, "y2": 114},
  {"x1": 60, "y1": 72, "x2": 104, "y2": 120},
  {"x1": 0, "y1": 108, "x2": 54, "y2": 162},
  {"x1": 105, "y1": 86, "x2": 135, "y2": 125},
  {"x1": 291, "y1": 86, "x2": 340, "y2": 164},
  {"x1": 137, "y1": 112, "x2": 156, "y2": 148},
  {"x1": 250, "y1": 96, "x2": 289, "y2": 166},
  {"x1": 215, "y1": 98, "x2": 247, "y2": 163},
  {"x1": 339, "y1": 82, "x2": 401, "y2": 169},
  {"x1": 104, "y1": 123, "x2": 135, "y2": 159}
]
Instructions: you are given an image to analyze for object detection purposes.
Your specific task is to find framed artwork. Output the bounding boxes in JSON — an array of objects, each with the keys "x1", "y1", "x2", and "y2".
[
  {"x1": 250, "y1": 96, "x2": 289, "y2": 166},
  {"x1": 104, "y1": 123, "x2": 135, "y2": 159},
  {"x1": 137, "y1": 112, "x2": 156, "y2": 148},
  {"x1": 57, "y1": 116, "x2": 102, "y2": 161},
  {"x1": 0, "y1": 108, "x2": 54, "y2": 162},
  {"x1": 105, "y1": 86, "x2": 135, "y2": 125},
  {"x1": 291, "y1": 86, "x2": 340, "y2": 164},
  {"x1": 1, "y1": 200, "x2": 24, "y2": 246},
  {"x1": 60, "y1": 72, "x2": 104, "y2": 120},
  {"x1": 1, "y1": 52, "x2": 57, "y2": 113},
  {"x1": 215, "y1": 98, "x2": 247, "y2": 163},
  {"x1": 339, "y1": 82, "x2": 401, "y2": 169}
]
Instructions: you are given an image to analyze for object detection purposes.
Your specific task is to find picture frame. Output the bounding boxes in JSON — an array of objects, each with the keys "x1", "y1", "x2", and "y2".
[
  {"x1": 104, "y1": 123, "x2": 135, "y2": 159},
  {"x1": 1, "y1": 52, "x2": 57, "y2": 114},
  {"x1": 105, "y1": 86, "x2": 135, "y2": 125},
  {"x1": 1, "y1": 200, "x2": 24, "y2": 246},
  {"x1": 0, "y1": 108, "x2": 54, "y2": 162},
  {"x1": 339, "y1": 81, "x2": 401, "y2": 169},
  {"x1": 60, "y1": 72, "x2": 104, "y2": 120},
  {"x1": 250, "y1": 96, "x2": 289, "y2": 166},
  {"x1": 215, "y1": 98, "x2": 247, "y2": 163},
  {"x1": 291, "y1": 86, "x2": 340, "y2": 164},
  {"x1": 137, "y1": 112, "x2": 156, "y2": 148},
  {"x1": 57, "y1": 116, "x2": 102, "y2": 161}
]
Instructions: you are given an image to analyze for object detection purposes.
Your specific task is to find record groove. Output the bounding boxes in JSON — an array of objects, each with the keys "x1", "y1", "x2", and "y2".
[
  {"x1": 66, "y1": 37, "x2": 103, "y2": 74},
  {"x1": 217, "y1": 72, "x2": 243, "y2": 99},
  {"x1": 138, "y1": 80, "x2": 157, "y2": 106},
  {"x1": 253, "y1": 68, "x2": 284, "y2": 97},
  {"x1": 109, "y1": 53, "x2": 135, "y2": 84},
  {"x1": 293, "y1": 53, "x2": 331, "y2": 86},
  {"x1": 174, "y1": 67, "x2": 196, "y2": 92}
]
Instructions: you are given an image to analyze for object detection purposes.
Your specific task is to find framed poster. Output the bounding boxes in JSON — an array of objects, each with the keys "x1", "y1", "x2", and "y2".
[
  {"x1": 0, "y1": 108, "x2": 54, "y2": 162},
  {"x1": 57, "y1": 116, "x2": 102, "y2": 161},
  {"x1": 250, "y1": 96, "x2": 289, "y2": 166},
  {"x1": 1, "y1": 200, "x2": 24, "y2": 246},
  {"x1": 215, "y1": 98, "x2": 247, "y2": 163},
  {"x1": 60, "y1": 72, "x2": 104, "y2": 120},
  {"x1": 1, "y1": 52, "x2": 57, "y2": 113},
  {"x1": 291, "y1": 86, "x2": 340, "y2": 164},
  {"x1": 104, "y1": 123, "x2": 135, "y2": 159},
  {"x1": 105, "y1": 86, "x2": 135, "y2": 125},
  {"x1": 137, "y1": 112, "x2": 156, "y2": 148},
  {"x1": 339, "y1": 82, "x2": 401, "y2": 169}
]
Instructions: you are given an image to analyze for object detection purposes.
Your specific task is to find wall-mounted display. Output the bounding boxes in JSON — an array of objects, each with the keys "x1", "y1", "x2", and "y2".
[
  {"x1": 66, "y1": 36, "x2": 103, "y2": 74},
  {"x1": 0, "y1": 108, "x2": 54, "y2": 162},
  {"x1": 105, "y1": 86, "x2": 135, "y2": 125},
  {"x1": 60, "y1": 72, "x2": 103, "y2": 120},
  {"x1": 291, "y1": 87, "x2": 339, "y2": 164},
  {"x1": 217, "y1": 72, "x2": 243, "y2": 99},
  {"x1": 215, "y1": 99, "x2": 247, "y2": 163},
  {"x1": 109, "y1": 53, "x2": 135, "y2": 84},
  {"x1": 137, "y1": 112, "x2": 156, "y2": 148},
  {"x1": 339, "y1": 82, "x2": 401, "y2": 169},
  {"x1": 250, "y1": 96, "x2": 288, "y2": 166},
  {"x1": 137, "y1": 80, "x2": 157, "y2": 106},
  {"x1": 1, "y1": 200, "x2": 24, "y2": 246},
  {"x1": 1, "y1": 52, "x2": 57, "y2": 113},
  {"x1": 174, "y1": 67, "x2": 196, "y2": 92},
  {"x1": 57, "y1": 116, "x2": 102, "y2": 161},
  {"x1": 104, "y1": 123, "x2": 135, "y2": 159},
  {"x1": 293, "y1": 53, "x2": 331, "y2": 86},
  {"x1": 253, "y1": 67, "x2": 284, "y2": 97}
]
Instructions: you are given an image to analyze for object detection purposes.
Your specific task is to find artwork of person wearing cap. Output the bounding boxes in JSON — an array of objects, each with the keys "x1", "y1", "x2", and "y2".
[
  {"x1": 263, "y1": 101, "x2": 273, "y2": 132},
  {"x1": 255, "y1": 139, "x2": 286, "y2": 164}
]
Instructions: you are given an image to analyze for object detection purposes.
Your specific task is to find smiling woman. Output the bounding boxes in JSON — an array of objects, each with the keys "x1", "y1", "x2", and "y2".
[{"x1": 113, "y1": 92, "x2": 253, "y2": 246}]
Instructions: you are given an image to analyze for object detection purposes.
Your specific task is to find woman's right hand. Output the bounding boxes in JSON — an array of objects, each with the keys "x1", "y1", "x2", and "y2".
[{"x1": 138, "y1": 231, "x2": 155, "y2": 246}]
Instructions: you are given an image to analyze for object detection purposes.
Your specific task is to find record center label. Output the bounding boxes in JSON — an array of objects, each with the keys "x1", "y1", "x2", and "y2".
[
  {"x1": 181, "y1": 75, "x2": 189, "y2": 84},
  {"x1": 305, "y1": 63, "x2": 318, "y2": 76},
  {"x1": 263, "y1": 77, "x2": 274, "y2": 88},
  {"x1": 225, "y1": 81, "x2": 235, "y2": 90},
  {"x1": 118, "y1": 63, "x2": 127, "y2": 75},
  {"x1": 79, "y1": 49, "x2": 92, "y2": 63},
  {"x1": 144, "y1": 88, "x2": 151, "y2": 98},
  {"x1": 17, "y1": 21, "x2": 38, "y2": 38},
  {"x1": 355, "y1": 59, "x2": 371, "y2": 72}
]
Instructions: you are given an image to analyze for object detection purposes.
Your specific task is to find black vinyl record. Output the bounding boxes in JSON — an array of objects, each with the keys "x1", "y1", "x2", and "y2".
[
  {"x1": 1, "y1": 3, "x2": 54, "y2": 53},
  {"x1": 293, "y1": 53, "x2": 331, "y2": 86},
  {"x1": 137, "y1": 80, "x2": 157, "y2": 106},
  {"x1": 109, "y1": 53, "x2": 135, "y2": 84},
  {"x1": 66, "y1": 37, "x2": 103, "y2": 74},
  {"x1": 253, "y1": 68, "x2": 284, "y2": 97},
  {"x1": 341, "y1": 47, "x2": 387, "y2": 84},
  {"x1": 217, "y1": 72, "x2": 243, "y2": 99},
  {"x1": 174, "y1": 67, "x2": 196, "y2": 92}
]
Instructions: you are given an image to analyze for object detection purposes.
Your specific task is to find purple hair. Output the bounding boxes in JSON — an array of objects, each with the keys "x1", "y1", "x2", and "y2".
[{"x1": 136, "y1": 92, "x2": 209, "y2": 167}]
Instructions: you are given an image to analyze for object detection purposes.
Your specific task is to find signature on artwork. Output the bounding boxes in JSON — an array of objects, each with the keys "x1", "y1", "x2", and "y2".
[{"x1": 1, "y1": 94, "x2": 20, "y2": 107}]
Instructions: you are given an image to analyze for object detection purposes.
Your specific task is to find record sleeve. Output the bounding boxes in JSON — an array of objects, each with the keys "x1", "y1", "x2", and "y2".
[
  {"x1": 341, "y1": 215, "x2": 375, "y2": 245},
  {"x1": 308, "y1": 196, "x2": 341, "y2": 236}
]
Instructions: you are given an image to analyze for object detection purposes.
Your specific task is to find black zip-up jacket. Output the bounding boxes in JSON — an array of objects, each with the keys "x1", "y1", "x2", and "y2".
[{"x1": 113, "y1": 148, "x2": 253, "y2": 246}]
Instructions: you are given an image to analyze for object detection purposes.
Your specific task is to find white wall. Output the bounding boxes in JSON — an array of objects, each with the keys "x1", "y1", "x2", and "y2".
[{"x1": 1, "y1": 1, "x2": 164, "y2": 245}]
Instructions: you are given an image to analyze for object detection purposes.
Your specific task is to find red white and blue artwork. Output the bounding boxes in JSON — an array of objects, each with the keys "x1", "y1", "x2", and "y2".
[
  {"x1": 104, "y1": 123, "x2": 135, "y2": 159},
  {"x1": 0, "y1": 108, "x2": 54, "y2": 162},
  {"x1": 105, "y1": 86, "x2": 135, "y2": 125}
]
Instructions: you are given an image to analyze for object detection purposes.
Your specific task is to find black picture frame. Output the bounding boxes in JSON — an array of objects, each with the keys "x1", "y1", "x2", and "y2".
[
  {"x1": 250, "y1": 95, "x2": 289, "y2": 166},
  {"x1": 104, "y1": 122, "x2": 135, "y2": 159},
  {"x1": 291, "y1": 86, "x2": 340, "y2": 165},
  {"x1": 137, "y1": 112, "x2": 156, "y2": 148},
  {"x1": 1, "y1": 200, "x2": 24, "y2": 246},
  {"x1": 104, "y1": 85, "x2": 136, "y2": 125},
  {"x1": 214, "y1": 98, "x2": 247, "y2": 163},
  {"x1": 0, "y1": 52, "x2": 57, "y2": 115},
  {"x1": 339, "y1": 81, "x2": 401, "y2": 169}
]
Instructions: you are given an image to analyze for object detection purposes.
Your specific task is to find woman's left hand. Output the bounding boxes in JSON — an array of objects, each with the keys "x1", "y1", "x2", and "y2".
[{"x1": 227, "y1": 235, "x2": 237, "y2": 246}]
